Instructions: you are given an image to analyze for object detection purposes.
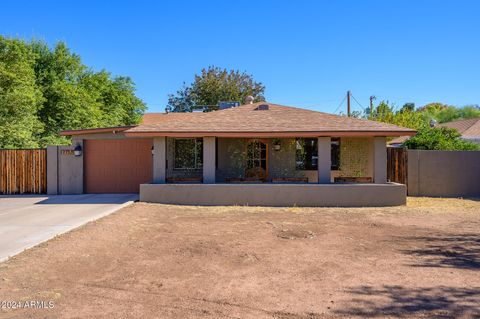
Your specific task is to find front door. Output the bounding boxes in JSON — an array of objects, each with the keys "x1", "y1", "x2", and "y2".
[{"x1": 245, "y1": 139, "x2": 268, "y2": 181}]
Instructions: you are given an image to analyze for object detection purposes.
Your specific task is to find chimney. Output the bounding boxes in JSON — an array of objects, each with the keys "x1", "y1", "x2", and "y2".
[{"x1": 245, "y1": 96, "x2": 254, "y2": 104}]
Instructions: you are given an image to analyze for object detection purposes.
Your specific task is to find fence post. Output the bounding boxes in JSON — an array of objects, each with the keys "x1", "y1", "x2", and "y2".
[{"x1": 47, "y1": 146, "x2": 58, "y2": 195}]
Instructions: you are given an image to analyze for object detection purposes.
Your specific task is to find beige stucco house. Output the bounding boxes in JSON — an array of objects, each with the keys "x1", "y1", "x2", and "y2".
[{"x1": 55, "y1": 101, "x2": 416, "y2": 206}]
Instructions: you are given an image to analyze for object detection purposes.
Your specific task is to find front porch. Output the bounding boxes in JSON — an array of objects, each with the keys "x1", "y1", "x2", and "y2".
[
  {"x1": 151, "y1": 136, "x2": 388, "y2": 185},
  {"x1": 142, "y1": 135, "x2": 404, "y2": 206}
]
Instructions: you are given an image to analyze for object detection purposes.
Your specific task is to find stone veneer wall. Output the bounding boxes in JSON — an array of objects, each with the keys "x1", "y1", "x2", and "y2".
[{"x1": 337, "y1": 137, "x2": 374, "y2": 178}]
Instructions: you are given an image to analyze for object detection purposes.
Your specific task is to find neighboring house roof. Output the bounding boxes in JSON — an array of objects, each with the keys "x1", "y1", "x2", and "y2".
[
  {"x1": 62, "y1": 102, "x2": 416, "y2": 137},
  {"x1": 439, "y1": 117, "x2": 480, "y2": 138},
  {"x1": 388, "y1": 117, "x2": 480, "y2": 146},
  {"x1": 388, "y1": 135, "x2": 410, "y2": 146}
]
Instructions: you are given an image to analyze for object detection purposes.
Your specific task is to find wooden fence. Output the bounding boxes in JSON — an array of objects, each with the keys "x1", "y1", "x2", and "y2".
[
  {"x1": 0, "y1": 149, "x2": 47, "y2": 194},
  {"x1": 387, "y1": 147, "x2": 408, "y2": 185}
]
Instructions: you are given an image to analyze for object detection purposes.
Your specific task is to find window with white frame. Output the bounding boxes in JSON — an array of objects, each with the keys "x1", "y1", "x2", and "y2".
[{"x1": 174, "y1": 138, "x2": 203, "y2": 169}]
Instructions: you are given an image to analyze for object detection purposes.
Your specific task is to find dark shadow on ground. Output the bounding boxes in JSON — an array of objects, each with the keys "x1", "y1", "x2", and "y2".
[
  {"x1": 336, "y1": 285, "x2": 480, "y2": 318},
  {"x1": 400, "y1": 233, "x2": 480, "y2": 270}
]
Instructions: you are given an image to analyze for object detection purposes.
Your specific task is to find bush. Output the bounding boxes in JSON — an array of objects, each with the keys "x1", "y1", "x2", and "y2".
[{"x1": 404, "y1": 127, "x2": 479, "y2": 151}]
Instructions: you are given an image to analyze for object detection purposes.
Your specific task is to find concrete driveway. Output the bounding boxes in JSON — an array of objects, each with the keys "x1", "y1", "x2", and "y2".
[{"x1": 0, "y1": 194, "x2": 138, "y2": 262}]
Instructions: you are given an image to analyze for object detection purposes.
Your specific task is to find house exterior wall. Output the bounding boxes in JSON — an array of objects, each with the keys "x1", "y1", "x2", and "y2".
[
  {"x1": 216, "y1": 138, "x2": 245, "y2": 182},
  {"x1": 51, "y1": 134, "x2": 382, "y2": 194},
  {"x1": 216, "y1": 138, "x2": 320, "y2": 182},
  {"x1": 267, "y1": 138, "x2": 315, "y2": 182},
  {"x1": 337, "y1": 137, "x2": 374, "y2": 179},
  {"x1": 48, "y1": 132, "x2": 153, "y2": 194},
  {"x1": 46, "y1": 144, "x2": 83, "y2": 195},
  {"x1": 215, "y1": 137, "x2": 375, "y2": 183}
]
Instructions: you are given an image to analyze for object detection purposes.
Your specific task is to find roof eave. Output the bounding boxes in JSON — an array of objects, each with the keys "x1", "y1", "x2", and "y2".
[
  {"x1": 60, "y1": 125, "x2": 136, "y2": 136},
  {"x1": 124, "y1": 130, "x2": 416, "y2": 138}
]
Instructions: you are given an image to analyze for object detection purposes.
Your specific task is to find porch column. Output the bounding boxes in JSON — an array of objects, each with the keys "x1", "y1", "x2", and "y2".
[
  {"x1": 317, "y1": 137, "x2": 331, "y2": 183},
  {"x1": 203, "y1": 137, "x2": 216, "y2": 183},
  {"x1": 153, "y1": 137, "x2": 166, "y2": 183},
  {"x1": 374, "y1": 136, "x2": 387, "y2": 184}
]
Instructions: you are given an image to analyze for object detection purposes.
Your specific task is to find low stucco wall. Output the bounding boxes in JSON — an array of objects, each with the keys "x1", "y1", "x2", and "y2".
[
  {"x1": 140, "y1": 183, "x2": 406, "y2": 207},
  {"x1": 408, "y1": 150, "x2": 480, "y2": 197}
]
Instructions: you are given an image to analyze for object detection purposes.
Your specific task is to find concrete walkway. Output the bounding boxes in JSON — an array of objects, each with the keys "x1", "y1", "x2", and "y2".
[{"x1": 0, "y1": 194, "x2": 138, "y2": 262}]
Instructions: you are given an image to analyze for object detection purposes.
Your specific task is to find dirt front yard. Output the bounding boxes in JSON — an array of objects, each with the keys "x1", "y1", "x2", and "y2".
[{"x1": 0, "y1": 197, "x2": 479, "y2": 319}]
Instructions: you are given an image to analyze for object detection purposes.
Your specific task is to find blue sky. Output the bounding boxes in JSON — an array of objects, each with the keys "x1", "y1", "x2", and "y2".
[{"x1": 2, "y1": 1, "x2": 479, "y2": 113}]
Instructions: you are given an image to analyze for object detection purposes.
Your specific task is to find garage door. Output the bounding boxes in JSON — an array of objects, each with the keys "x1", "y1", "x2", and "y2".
[{"x1": 84, "y1": 139, "x2": 153, "y2": 193}]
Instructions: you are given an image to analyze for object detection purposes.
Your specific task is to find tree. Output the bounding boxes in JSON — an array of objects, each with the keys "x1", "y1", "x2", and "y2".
[
  {"x1": 167, "y1": 66, "x2": 265, "y2": 112},
  {"x1": 0, "y1": 37, "x2": 43, "y2": 148},
  {"x1": 369, "y1": 100, "x2": 426, "y2": 130},
  {"x1": 32, "y1": 40, "x2": 145, "y2": 145},
  {"x1": 400, "y1": 103, "x2": 415, "y2": 112},
  {"x1": 0, "y1": 37, "x2": 146, "y2": 148},
  {"x1": 404, "y1": 126, "x2": 479, "y2": 151},
  {"x1": 417, "y1": 102, "x2": 480, "y2": 123}
]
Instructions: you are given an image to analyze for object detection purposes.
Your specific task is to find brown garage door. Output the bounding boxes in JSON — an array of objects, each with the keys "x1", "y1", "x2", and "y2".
[{"x1": 84, "y1": 139, "x2": 153, "y2": 193}]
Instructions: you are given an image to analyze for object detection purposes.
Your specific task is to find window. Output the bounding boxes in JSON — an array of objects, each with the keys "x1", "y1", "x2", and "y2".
[
  {"x1": 331, "y1": 138, "x2": 340, "y2": 170},
  {"x1": 296, "y1": 138, "x2": 318, "y2": 170},
  {"x1": 295, "y1": 138, "x2": 340, "y2": 170},
  {"x1": 174, "y1": 138, "x2": 203, "y2": 169}
]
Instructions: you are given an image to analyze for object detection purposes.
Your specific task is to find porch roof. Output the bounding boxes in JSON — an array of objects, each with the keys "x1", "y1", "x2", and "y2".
[{"x1": 62, "y1": 102, "x2": 417, "y2": 137}]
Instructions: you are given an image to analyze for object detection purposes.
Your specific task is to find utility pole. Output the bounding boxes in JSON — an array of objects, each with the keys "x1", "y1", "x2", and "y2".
[
  {"x1": 347, "y1": 90, "x2": 351, "y2": 117},
  {"x1": 369, "y1": 95, "x2": 376, "y2": 118}
]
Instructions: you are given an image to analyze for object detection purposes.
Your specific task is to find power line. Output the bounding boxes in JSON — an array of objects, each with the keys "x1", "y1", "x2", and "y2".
[
  {"x1": 351, "y1": 94, "x2": 365, "y2": 110},
  {"x1": 333, "y1": 94, "x2": 347, "y2": 114}
]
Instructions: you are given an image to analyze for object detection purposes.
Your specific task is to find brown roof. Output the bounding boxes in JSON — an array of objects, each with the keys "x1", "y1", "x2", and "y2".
[
  {"x1": 126, "y1": 102, "x2": 416, "y2": 137},
  {"x1": 388, "y1": 135, "x2": 410, "y2": 145},
  {"x1": 439, "y1": 118, "x2": 480, "y2": 138}
]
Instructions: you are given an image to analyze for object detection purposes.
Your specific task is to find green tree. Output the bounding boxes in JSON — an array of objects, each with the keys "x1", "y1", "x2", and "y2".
[
  {"x1": 167, "y1": 66, "x2": 265, "y2": 112},
  {"x1": 0, "y1": 37, "x2": 146, "y2": 148},
  {"x1": 417, "y1": 102, "x2": 480, "y2": 123},
  {"x1": 31, "y1": 40, "x2": 145, "y2": 145},
  {"x1": 369, "y1": 100, "x2": 427, "y2": 129},
  {"x1": 404, "y1": 126, "x2": 479, "y2": 151},
  {"x1": 0, "y1": 37, "x2": 43, "y2": 148},
  {"x1": 435, "y1": 105, "x2": 480, "y2": 123},
  {"x1": 400, "y1": 102, "x2": 415, "y2": 112}
]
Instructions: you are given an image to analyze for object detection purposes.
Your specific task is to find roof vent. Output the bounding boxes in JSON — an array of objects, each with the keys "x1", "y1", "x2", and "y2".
[
  {"x1": 254, "y1": 104, "x2": 269, "y2": 111},
  {"x1": 245, "y1": 96, "x2": 254, "y2": 104}
]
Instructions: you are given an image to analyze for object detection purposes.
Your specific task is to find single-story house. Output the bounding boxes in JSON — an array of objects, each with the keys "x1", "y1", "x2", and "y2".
[{"x1": 53, "y1": 101, "x2": 416, "y2": 206}]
